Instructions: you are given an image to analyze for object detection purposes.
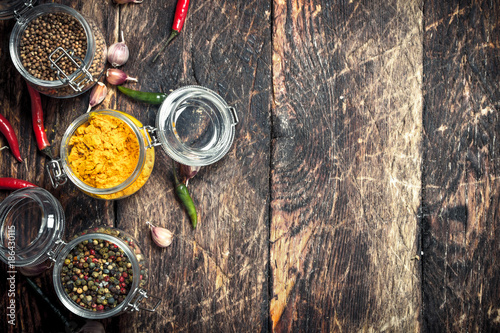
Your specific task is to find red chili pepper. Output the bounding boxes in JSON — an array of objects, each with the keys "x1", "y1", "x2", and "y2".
[
  {"x1": 152, "y1": 0, "x2": 190, "y2": 62},
  {"x1": 0, "y1": 113, "x2": 22, "y2": 162},
  {"x1": 0, "y1": 177, "x2": 36, "y2": 190},
  {"x1": 26, "y1": 83, "x2": 52, "y2": 158}
]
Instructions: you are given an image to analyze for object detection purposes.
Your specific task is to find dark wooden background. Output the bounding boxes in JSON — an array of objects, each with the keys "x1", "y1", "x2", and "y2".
[{"x1": 0, "y1": 0, "x2": 498, "y2": 332}]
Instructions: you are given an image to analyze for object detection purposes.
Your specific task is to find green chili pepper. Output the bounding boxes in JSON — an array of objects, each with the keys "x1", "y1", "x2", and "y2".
[
  {"x1": 172, "y1": 160, "x2": 198, "y2": 228},
  {"x1": 117, "y1": 86, "x2": 168, "y2": 105}
]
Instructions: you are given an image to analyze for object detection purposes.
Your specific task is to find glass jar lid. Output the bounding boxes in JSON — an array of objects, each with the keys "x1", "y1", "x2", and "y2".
[
  {"x1": 156, "y1": 85, "x2": 238, "y2": 166},
  {"x1": 0, "y1": 0, "x2": 35, "y2": 20},
  {"x1": 0, "y1": 187, "x2": 65, "y2": 267}
]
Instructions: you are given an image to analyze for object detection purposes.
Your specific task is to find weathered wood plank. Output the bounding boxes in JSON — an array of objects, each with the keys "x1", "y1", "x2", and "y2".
[
  {"x1": 270, "y1": 0, "x2": 422, "y2": 331},
  {"x1": 112, "y1": 0, "x2": 272, "y2": 332},
  {"x1": 0, "y1": 1, "x2": 116, "y2": 332},
  {"x1": 422, "y1": 0, "x2": 500, "y2": 331}
]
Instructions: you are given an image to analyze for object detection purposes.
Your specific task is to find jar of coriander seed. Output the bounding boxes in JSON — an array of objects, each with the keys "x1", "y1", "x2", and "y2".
[
  {"x1": 0, "y1": 187, "x2": 161, "y2": 318},
  {"x1": 2, "y1": 1, "x2": 106, "y2": 98}
]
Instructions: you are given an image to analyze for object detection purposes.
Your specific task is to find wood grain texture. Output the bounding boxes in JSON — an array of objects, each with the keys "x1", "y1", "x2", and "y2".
[
  {"x1": 270, "y1": 0, "x2": 422, "y2": 331},
  {"x1": 422, "y1": 0, "x2": 500, "y2": 332}
]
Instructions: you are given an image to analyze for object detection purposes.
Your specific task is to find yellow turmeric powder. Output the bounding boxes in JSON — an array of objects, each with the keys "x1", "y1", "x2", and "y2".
[{"x1": 68, "y1": 112, "x2": 154, "y2": 200}]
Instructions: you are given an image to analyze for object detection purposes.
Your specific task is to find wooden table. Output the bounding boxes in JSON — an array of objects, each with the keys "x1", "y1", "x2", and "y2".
[{"x1": 0, "y1": 0, "x2": 499, "y2": 332}]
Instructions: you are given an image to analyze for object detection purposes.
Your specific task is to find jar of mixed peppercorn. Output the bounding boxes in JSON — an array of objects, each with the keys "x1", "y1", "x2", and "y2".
[
  {"x1": 2, "y1": 1, "x2": 106, "y2": 98},
  {"x1": 0, "y1": 187, "x2": 161, "y2": 318}
]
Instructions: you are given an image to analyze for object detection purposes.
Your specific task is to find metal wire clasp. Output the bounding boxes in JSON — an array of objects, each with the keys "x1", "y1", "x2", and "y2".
[
  {"x1": 126, "y1": 288, "x2": 162, "y2": 312},
  {"x1": 49, "y1": 47, "x2": 94, "y2": 92},
  {"x1": 46, "y1": 159, "x2": 68, "y2": 188}
]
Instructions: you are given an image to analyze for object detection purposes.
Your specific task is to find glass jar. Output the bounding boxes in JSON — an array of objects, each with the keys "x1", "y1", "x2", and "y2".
[
  {"x1": 47, "y1": 110, "x2": 155, "y2": 200},
  {"x1": 6, "y1": 2, "x2": 107, "y2": 98},
  {"x1": 155, "y1": 85, "x2": 239, "y2": 166},
  {"x1": 0, "y1": 187, "x2": 161, "y2": 318}
]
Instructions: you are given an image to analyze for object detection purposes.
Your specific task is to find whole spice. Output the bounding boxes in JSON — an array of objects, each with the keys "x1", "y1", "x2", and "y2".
[
  {"x1": 87, "y1": 82, "x2": 108, "y2": 112},
  {"x1": 60, "y1": 238, "x2": 133, "y2": 311},
  {"x1": 78, "y1": 321, "x2": 106, "y2": 333},
  {"x1": 20, "y1": 12, "x2": 87, "y2": 81},
  {"x1": 179, "y1": 164, "x2": 201, "y2": 186},
  {"x1": 173, "y1": 161, "x2": 198, "y2": 228},
  {"x1": 107, "y1": 31, "x2": 130, "y2": 67},
  {"x1": 146, "y1": 221, "x2": 173, "y2": 247},
  {"x1": 26, "y1": 278, "x2": 79, "y2": 333},
  {"x1": 106, "y1": 68, "x2": 138, "y2": 85},
  {"x1": 117, "y1": 86, "x2": 168, "y2": 104},
  {"x1": 26, "y1": 83, "x2": 52, "y2": 158},
  {"x1": 152, "y1": 0, "x2": 190, "y2": 62},
  {"x1": 0, "y1": 113, "x2": 22, "y2": 162},
  {"x1": 0, "y1": 177, "x2": 36, "y2": 190}
]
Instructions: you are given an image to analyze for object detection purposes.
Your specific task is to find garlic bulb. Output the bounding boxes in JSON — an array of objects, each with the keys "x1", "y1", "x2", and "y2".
[
  {"x1": 146, "y1": 221, "x2": 173, "y2": 248},
  {"x1": 107, "y1": 31, "x2": 129, "y2": 67}
]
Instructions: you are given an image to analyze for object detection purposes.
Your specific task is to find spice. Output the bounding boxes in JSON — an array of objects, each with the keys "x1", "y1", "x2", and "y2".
[
  {"x1": 179, "y1": 164, "x2": 201, "y2": 186},
  {"x1": 60, "y1": 238, "x2": 133, "y2": 311},
  {"x1": 107, "y1": 31, "x2": 130, "y2": 67},
  {"x1": 117, "y1": 86, "x2": 168, "y2": 104},
  {"x1": 153, "y1": 0, "x2": 190, "y2": 62},
  {"x1": 87, "y1": 82, "x2": 108, "y2": 112},
  {"x1": 0, "y1": 113, "x2": 22, "y2": 162},
  {"x1": 67, "y1": 113, "x2": 154, "y2": 200},
  {"x1": 106, "y1": 68, "x2": 138, "y2": 85},
  {"x1": 146, "y1": 221, "x2": 173, "y2": 248},
  {"x1": 0, "y1": 177, "x2": 37, "y2": 190},
  {"x1": 26, "y1": 83, "x2": 52, "y2": 158},
  {"x1": 20, "y1": 13, "x2": 87, "y2": 81},
  {"x1": 173, "y1": 161, "x2": 198, "y2": 228}
]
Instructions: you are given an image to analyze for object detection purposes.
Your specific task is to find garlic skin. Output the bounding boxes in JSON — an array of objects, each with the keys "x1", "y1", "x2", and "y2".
[
  {"x1": 78, "y1": 320, "x2": 105, "y2": 333},
  {"x1": 179, "y1": 163, "x2": 201, "y2": 186},
  {"x1": 87, "y1": 82, "x2": 108, "y2": 112},
  {"x1": 107, "y1": 31, "x2": 129, "y2": 67},
  {"x1": 146, "y1": 221, "x2": 173, "y2": 248},
  {"x1": 113, "y1": 0, "x2": 143, "y2": 4},
  {"x1": 106, "y1": 68, "x2": 138, "y2": 85},
  {"x1": 19, "y1": 261, "x2": 51, "y2": 276}
]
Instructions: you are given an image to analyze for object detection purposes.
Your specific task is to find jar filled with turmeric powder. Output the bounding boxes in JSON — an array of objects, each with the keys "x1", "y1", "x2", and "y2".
[{"x1": 47, "y1": 110, "x2": 155, "y2": 200}]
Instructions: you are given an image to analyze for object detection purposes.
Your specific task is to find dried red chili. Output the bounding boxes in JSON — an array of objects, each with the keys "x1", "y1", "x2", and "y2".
[
  {"x1": 26, "y1": 83, "x2": 52, "y2": 158},
  {"x1": 0, "y1": 177, "x2": 36, "y2": 190},
  {"x1": 0, "y1": 113, "x2": 22, "y2": 162},
  {"x1": 152, "y1": 0, "x2": 190, "y2": 62}
]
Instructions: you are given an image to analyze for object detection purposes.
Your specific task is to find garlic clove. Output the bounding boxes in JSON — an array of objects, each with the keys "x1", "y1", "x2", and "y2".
[
  {"x1": 106, "y1": 68, "x2": 138, "y2": 85},
  {"x1": 107, "y1": 31, "x2": 129, "y2": 67},
  {"x1": 87, "y1": 82, "x2": 108, "y2": 112},
  {"x1": 113, "y1": 0, "x2": 143, "y2": 4},
  {"x1": 19, "y1": 261, "x2": 52, "y2": 276},
  {"x1": 146, "y1": 221, "x2": 173, "y2": 248},
  {"x1": 179, "y1": 163, "x2": 201, "y2": 186},
  {"x1": 77, "y1": 320, "x2": 106, "y2": 333}
]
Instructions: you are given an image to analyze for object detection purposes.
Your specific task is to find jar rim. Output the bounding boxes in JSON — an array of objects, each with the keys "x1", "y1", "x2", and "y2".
[
  {"x1": 156, "y1": 85, "x2": 237, "y2": 166},
  {"x1": 52, "y1": 232, "x2": 141, "y2": 319},
  {"x1": 8, "y1": 3, "x2": 96, "y2": 89},
  {"x1": 60, "y1": 110, "x2": 147, "y2": 197}
]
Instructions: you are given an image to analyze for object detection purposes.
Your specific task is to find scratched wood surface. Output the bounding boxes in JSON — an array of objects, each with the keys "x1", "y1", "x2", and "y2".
[
  {"x1": 422, "y1": 0, "x2": 500, "y2": 332},
  {"x1": 270, "y1": 0, "x2": 423, "y2": 331},
  {"x1": 0, "y1": 0, "x2": 499, "y2": 332}
]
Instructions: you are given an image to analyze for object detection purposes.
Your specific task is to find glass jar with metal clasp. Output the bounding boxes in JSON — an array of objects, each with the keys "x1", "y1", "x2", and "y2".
[
  {"x1": 2, "y1": 0, "x2": 107, "y2": 97},
  {"x1": 0, "y1": 187, "x2": 161, "y2": 318}
]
